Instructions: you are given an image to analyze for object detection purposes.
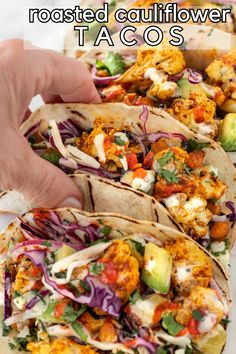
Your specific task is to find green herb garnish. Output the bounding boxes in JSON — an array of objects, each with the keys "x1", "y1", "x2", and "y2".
[
  {"x1": 42, "y1": 241, "x2": 52, "y2": 247},
  {"x1": 2, "y1": 321, "x2": 10, "y2": 337},
  {"x1": 80, "y1": 280, "x2": 90, "y2": 292},
  {"x1": 71, "y1": 322, "x2": 88, "y2": 342},
  {"x1": 162, "y1": 313, "x2": 184, "y2": 336},
  {"x1": 99, "y1": 225, "x2": 112, "y2": 237},
  {"x1": 184, "y1": 139, "x2": 210, "y2": 152},
  {"x1": 156, "y1": 347, "x2": 168, "y2": 354},
  {"x1": 129, "y1": 290, "x2": 141, "y2": 304},
  {"x1": 114, "y1": 135, "x2": 126, "y2": 146},
  {"x1": 89, "y1": 262, "x2": 104, "y2": 275},
  {"x1": 158, "y1": 150, "x2": 174, "y2": 167},
  {"x1": 220, "y1": 318, "x2": 231, "y2": 327},
  {"x1": 41, "y1": 149, "x2": 61, "y2": 166},
  {"x1": 192, "y1": 310, "x2": 204, "y2": 321},
  {"x1": 159, "y1": 169, "x2": 179, "y2": 184}
]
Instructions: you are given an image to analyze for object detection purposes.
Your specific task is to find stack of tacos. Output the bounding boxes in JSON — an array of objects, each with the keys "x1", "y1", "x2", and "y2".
[{"x1": 0, "y1": 14, "x2": 236, "y2": 354}]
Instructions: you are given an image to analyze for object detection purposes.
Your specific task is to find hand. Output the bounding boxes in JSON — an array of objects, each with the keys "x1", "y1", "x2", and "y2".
[{"x1": 0, "y1": 39, "x2": 101, "y2": 209}]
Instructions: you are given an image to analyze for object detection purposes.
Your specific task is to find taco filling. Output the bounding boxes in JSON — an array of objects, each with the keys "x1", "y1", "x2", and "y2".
[
  {"x1": 0, "y1": 209, "x2": 230, "y2": 354},
  {"x1": 26, "y1": 114, "x2": 233, "y2": 265},
  {"x1": 89, "y1": 41, "x2": 236, "y2": 141}
]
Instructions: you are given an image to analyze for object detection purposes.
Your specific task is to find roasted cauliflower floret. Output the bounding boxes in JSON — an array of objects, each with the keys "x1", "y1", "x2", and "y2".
[
  {"x1": 27, "y1": 338, "x2": 97, "y2": 354},
  {"x1": 165, "y1": 239, "x2": 212, "y2": 293},
  {"x1": 164, "y1": 194, "x2": 212, "y2": 239},
  {"x1": 145, "y1": 68, "x2": 178, "y2": 100},
  {"x1": 176, "y1": 286, "x2": 225, "y2": 331},
  {"x1": 116, "y1": 40, "x2": 186, "y2": 84},
  {"x1": 98, "y1": 240, "x2": 139, "y2": 302},
  {"x1": 13, "y1": 258, "x2": 42, "y2": 294},
  {"x1": 206, "y1": 50, "x2": 236, "y2": 100},
  {"x1": 195, "y1": 170, "x2": 228, "y2": 201},
  {"x1": 169, "y1": 93, "x2": 217, "y2": 138}
]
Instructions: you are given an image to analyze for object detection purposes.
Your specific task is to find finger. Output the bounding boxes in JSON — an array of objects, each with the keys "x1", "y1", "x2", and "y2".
[
  {"x1": 41, "y1": 93, "x2": 63, "y2": 104},
  {"x1": 1, "y1": 133, "x2": 83, "y2": 209},
  {"x1": 28, "y1": 49, "x2": 101, "y2": 103}
]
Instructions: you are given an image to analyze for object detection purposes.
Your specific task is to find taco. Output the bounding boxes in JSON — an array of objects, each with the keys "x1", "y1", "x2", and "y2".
[
  {"x1": 17, "y1": 102, "x2": 236, "y2": 268},
  {"x1": 81, "y1": 24, "x2": 236, "y2": 143},
  {"x1": 0, "y1": 208, "x2": 231, "y2": 354}
]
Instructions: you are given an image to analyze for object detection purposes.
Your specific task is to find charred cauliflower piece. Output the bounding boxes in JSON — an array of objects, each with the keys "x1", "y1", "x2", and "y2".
[
  {"x1": 116, "y1": 40, "x2": 186, "y2": 84},
  {"x1": 169, "y1": 92, "x2": 217, "y2": 138},
  {"x1": 98, "y1": 240, "x2": 139, "y2": 302},
  {"x1": 176, "y1": 286, "x2": 225, "y2": 331},
  {"x1": 13, "y1": 258, "x2": 42, "y2": 294},
  {"x1": 206, "y1": 50, "x2": 236, "y2": 101},
  {"x1": 27, "y1": 338, "x2": 97, "y2": 354},
  {"x1": 165, "y1": 239, "x2": 212, "y2": 294}
]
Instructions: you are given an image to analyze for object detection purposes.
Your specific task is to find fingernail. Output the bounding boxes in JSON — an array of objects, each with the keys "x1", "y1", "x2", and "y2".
[{"x1": 59, "y1": 197, "x2": 82, "y2": 209}]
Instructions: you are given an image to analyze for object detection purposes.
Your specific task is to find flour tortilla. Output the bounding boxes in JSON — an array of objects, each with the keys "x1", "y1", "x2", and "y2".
[{"x1": 0, "y1": 208, "x2": 231, "y2": 354}]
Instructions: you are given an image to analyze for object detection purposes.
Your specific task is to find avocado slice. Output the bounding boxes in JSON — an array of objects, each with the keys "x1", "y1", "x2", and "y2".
[
  {"x1": 55, "y1": 245, "x2": 76, "y2": 262},
  {"x1": 177, "y1": 78, "x2": 216, "y2": 100},
  {"x1": 142, "y1": 242, "x2": 172, "y2": 294},
  {"x1": 218, "y1": 113, "x2": 236, "y2": 151}
]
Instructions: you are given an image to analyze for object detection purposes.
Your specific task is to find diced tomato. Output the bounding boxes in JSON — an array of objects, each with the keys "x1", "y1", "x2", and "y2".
[
  {"x1": 30, "y1": 264, "x2": 42, "y2": 276},
  {"x1": 193, "y1": 107, "x2": 205, "y2": 123},
  {"x1": 54, "y1": 299, "x2": 69, "y2": 319},
  {"x1": 123, "y1": 339, "x2": 139, "y2": 348},
  {"x1": 134, "y1": 168, "x2": 148, "y2": 179},
  {"x1": 177, "y1": 327, "x2": 189, "y2": 337},
  {"x1": 188, "y1": 318, "x2": 200, "y2": 336},
  {"x1": 153, "y1": 302, "x2": 179, "y2": 324},
  {"x1": 104, "y1": 138, "x2": 111, "y2": 150},
  {"x1": 100, "y1": 261, "x2": 118, "y2": 285},
  {"x1": 32, "y1": 280, "x2": 43, "y2": 290},
  {"x1": 186, "y1": 151, "x2": 205, "y2": 169},
  {"x1": 101, "y1": 85, "x2": 126, "y2": 103},
  {"x1": 126, "y1": 153, "x2": 138, "y2": 170},
  {"x1": 134, "y1": 96, "x2": 155, "y2": 107},
  {"x1": 143, "y1": 151, "x2": 154, "y2": 169},
  {"x1": 154, "y1": 178, "x2": 195, "y2": 199},
  {"x1": 122, "y1": 93, "x2": 136, "y2": 106}
]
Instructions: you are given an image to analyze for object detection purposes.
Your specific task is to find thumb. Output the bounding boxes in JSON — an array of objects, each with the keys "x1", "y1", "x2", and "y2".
[{"x1": 2, "y1": 133, "x2": 83, "y2": 209}]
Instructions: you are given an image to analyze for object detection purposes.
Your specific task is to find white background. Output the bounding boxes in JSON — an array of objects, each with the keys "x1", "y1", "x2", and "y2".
[{"x1": 0, "y1": 0, "x2": 235, "y2": 352}]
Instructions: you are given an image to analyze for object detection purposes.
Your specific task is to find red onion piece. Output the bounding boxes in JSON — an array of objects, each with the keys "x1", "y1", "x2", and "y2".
[
  {"x1": 211, "y1": 215, "x2": 228, "y2": 223},
  {"x1": 226, "y1": 201, "x2": 236, "y2": 225},
  {"x1": 4, "y1": 270, "x2": 12, "y2": 320},
  {"x1": 91, "y1": 66, "x2": 120, "y2": 86},
  {"x1": 24, "y1": 122, "x2": 40, "y2": 139},
  {"x1": 139, "y1": 105, "x2": 149, "y2": 134},
  {"x1": 25, "y1": 290, "x2": 50, "y2": 310}
]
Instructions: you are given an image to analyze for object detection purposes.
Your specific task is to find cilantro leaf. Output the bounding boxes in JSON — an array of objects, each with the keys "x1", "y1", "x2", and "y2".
[
  {"x1": 183, "y1": 163, "x2": 191, "y2": 175},
  {"x1": 114, "y1": 136, "x2": 126, "y2": 146},
  {"x1": 80, "y1": 280, "x2": 90, "y2": 292},
  {"x1": 220, "y1": 318, "x2": 231, "y2": 327},
  {"x1": 89, "y1": 262, "x2": 104, "y2": 275},
  {"x1": 129, "y1": 290, "x2": 141, "y2": 304},
  {"x1": 2, "y1": 321, "x2": 10, "y2": 337},
  {"x1": 158, "y1": 150, "x2": 174, "y2": 167},
  {"x1": 156, "y1": 347, "x2": 168, "y2": 354},
  {"x1": 159, "y1": 169, "x2": 179, "y2": 184},
  {"x1": 105, "y1": 52, "x2": 125, "y2": 76},
  {"x1": 42, "y1": 241, "x2": 52, "y2": 247},
  {"x1": 71, "y1": 322, "x2": 88, "y2": 342},
  {"x1": 184, "y1": 139, "x2": 210, "y2": 153},
  {"x1": 162, "y1": 313, "x2": 184, "y2": 336},
  {"x1": 192, "y1": 310, "x2": 204, "y2": 321},
  {"x1": 99, "y1": 225, "x2": 112, "y2": 237},
  {"x1": 41, "y1": 149, "x2": 61, "y2": 166},
  {"x1": 63, "y1": 304, "x2": 79, "y2": 323}
]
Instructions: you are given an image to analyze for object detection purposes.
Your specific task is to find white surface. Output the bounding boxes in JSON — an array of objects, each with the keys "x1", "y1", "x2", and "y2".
[{"x1": 0, "y1": 213, "x2": 235, "y2": 352}]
